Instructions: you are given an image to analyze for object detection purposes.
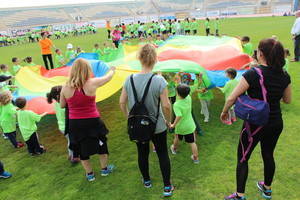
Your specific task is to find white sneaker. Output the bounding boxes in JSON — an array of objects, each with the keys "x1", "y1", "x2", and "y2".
[
  {"x1": 170, "y1": 145, "x2": 177, "y2": 155},
  {"x1": 204, "y1": 119, "x2": 209, "y2": 123}
]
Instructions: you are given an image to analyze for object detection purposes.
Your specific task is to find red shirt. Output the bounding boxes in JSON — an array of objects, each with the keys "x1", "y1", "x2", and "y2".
[{"x1": 66, "y1": 89, "x2": 100, "y2": 119}]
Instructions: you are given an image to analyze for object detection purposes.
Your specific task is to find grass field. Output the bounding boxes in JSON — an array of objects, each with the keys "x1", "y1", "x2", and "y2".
[{"x1": 0, "y1": 16, "x2": 299, "y2": 200}]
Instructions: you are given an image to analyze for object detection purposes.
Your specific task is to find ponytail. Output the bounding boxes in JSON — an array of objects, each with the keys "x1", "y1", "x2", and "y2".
[
  {"x1": 258, "y1": 38, "x2": 285, "y2": 72},
  {"x1": 47, "y1": 86, "x2": 62, "y2": 104}
]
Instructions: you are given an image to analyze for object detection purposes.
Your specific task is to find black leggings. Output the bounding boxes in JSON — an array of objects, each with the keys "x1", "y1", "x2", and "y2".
[
  {"x1": 113, "y1": 40, "x2": 119, "y2": 48},
  {"x1": 42, "y1": 54, "x2": 54, "y2": 70},
  {"x1": 236, "y1": 119, "x2": 283, "y2": 193},
  {"x1": 294, "y1": 35, "x2": 300, "y2": 61},
  {"x1": 107, "y1": 30, "x2": 111, "y2": 39},
  {"x1": 0, "y1": 161, "x2": 4, "y2": 174},
  {"x1": 25, "y1": 133, "x2": 44, "y2": 154},
  {"x1": 206, "y1": 28, "x2": 210, "y2": 36},
  {"x1": 136, "y1": 131, "x2": 171, "y2": 186}
]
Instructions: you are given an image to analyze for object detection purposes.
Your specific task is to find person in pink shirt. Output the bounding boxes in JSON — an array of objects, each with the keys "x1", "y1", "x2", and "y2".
[
  {"x1": 60, "y1": 58, "x2": 116, "y2": 181},
  {"x1": 111, "y1": 25, "x2": 121, "y2": 48}
]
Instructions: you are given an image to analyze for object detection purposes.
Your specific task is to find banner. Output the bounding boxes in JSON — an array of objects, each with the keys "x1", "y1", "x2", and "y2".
[{"x1": 121, "y1": 17, "x2": 135, "y2": 24}]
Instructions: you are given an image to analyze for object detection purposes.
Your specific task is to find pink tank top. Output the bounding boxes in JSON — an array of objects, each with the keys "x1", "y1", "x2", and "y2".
[{"x1": 66, "y1": 89, "x2": 100, "y2": 119}]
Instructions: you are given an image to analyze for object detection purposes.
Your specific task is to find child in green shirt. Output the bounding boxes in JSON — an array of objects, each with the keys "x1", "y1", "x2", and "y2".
[
  {"x1": 0, "y1": 64, "x2": 12, "y2": 77},
  {"x1": 92, "y1": 43, "x2": 103, "y2": 59},
  {"x1": 214, "y1": 18, "x2": 220, "y2": 36},
  {"x1": 11, "y1": 57, "x2": 22, "y2": 75},
  {"x1": 170, "y1": 84, "x2": 199, "y2": 164},
  {"x1": 0, "y1": 91, "x2": 24, "y2": 148},
  {"x1": 15, "y1": 97, "x2": 47, "y2": 156},
  {"x1": 194, "y1": 73, "x2": 214, "y2": 123},
  {"x1": 283, "y1": 48, "x2": 290, "y2": 72},
  {"x1": 219, "y1": 68, "x2": 239, "y2": 125},
  {"x1": 65, "y1": 43, "x2": 76, "y2": 62},
  {"x1": 47, "y1": 86, "x2": 80, "y2": 163},
  {"x1": 241, "y1": 36, "x2": 254, "y2": 56},
  {"x1": 24, "y1": 56, "x2": 36, "y2": 66},
  {"x1": 54, "y1": 49, "x2": 65, "y2": 68},
  {"x1": 191, "y1": 18, "x2": 198, "y2": 35},
  {"x1": 205, "y1": 18, "x2": 210, "y2": 36}
]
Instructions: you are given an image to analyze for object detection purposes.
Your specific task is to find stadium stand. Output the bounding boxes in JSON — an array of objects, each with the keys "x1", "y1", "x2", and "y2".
[{"x1": 0, "y1": 0, "x2": 295, "y2": 31}]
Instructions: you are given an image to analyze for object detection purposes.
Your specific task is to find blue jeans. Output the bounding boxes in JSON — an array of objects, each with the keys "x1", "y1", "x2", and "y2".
[{"x1": 4, "y1": 131, "x2": 18, "y2": 148}]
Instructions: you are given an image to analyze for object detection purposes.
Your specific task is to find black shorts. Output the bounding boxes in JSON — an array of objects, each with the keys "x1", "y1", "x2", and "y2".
[
  {"x1": 193, "y1": 30, "x2": 197, "y2": 34},
  {"x1": 185, "y1": 30, "x2": 190, "y2": 34},
  {"x1": 69, "y1": 118, "x2": 109, "y2": 160},
  {"x1": 177, "y1": 133, "x2": 195, "y2": 143}
]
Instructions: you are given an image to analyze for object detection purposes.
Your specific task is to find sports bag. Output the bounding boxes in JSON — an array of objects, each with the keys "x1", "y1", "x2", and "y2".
[
  {"x1": 234, "y1": 67, "x2": 270, "y2": 163},
  {"x1": 127, "y1": 74, "x2": 160, "y2": 143}
]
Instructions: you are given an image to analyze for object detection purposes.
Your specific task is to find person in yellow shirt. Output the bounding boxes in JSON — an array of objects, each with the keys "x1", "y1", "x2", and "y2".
[{"x1": 39, "y1": 32, "x2": 54, "y2": 70}]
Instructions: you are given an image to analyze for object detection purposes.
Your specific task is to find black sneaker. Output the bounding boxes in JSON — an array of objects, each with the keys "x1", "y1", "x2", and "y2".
[{"x1": 257, "y1": 181, "x2": 272, "y2": 199}]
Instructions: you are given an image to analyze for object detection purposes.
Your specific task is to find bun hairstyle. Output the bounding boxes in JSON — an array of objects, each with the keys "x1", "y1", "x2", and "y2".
[
  {"x1": 138, "y1": 44, "x2": 157, "y2": 68},
  {"x1": 47, "y1": 85, "x2": 62, "y2": 104},
  {"x1": 258, "y1": 38, "x2": 285, "y2": 72}
]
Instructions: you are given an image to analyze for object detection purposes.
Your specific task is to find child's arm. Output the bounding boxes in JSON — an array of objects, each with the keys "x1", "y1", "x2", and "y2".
[{"x1": 170, "y1": 116, "x2": 182, "y2": 129}]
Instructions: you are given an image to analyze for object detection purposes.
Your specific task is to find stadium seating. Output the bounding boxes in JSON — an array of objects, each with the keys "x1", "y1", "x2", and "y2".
[
  {"x1": 1, "y1": 9, "x2": 71, "y2": 28},
  {"x1": 0, "y1": 0, "x2": 295, "y2": 31}
]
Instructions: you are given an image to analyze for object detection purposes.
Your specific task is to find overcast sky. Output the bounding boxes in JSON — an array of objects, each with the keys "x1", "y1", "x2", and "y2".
[{"x1": 0, "y1": 0, "x2": 131, "y2": 8}]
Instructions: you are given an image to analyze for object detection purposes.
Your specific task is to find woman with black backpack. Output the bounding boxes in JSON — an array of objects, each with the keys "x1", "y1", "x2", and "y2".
[
  {"x1": 221, "y1": 38, "x2": 292, "y2": 200},
  {"x1": 119, "y1": 44, "x2": 174, "y2": 197}
]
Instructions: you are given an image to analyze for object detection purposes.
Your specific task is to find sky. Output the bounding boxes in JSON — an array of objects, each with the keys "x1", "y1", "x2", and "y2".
[{"x1": 0, "y1": 0, "x2": 132, "y2": 9}]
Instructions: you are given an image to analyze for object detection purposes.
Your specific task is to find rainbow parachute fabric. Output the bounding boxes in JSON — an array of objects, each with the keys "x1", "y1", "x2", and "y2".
[{"x1": 13, "y1": 35, "x2": 251, "y2": 114}]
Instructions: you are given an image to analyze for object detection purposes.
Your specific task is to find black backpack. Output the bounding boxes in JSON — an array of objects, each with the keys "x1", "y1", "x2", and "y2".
[{"x1": 127, "y1": 74, "x2": 160, "y2": 143}]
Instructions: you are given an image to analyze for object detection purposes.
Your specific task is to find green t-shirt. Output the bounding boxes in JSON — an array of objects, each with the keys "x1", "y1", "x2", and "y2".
[
  {"x1": 12, "y1": 65, "x2": 22, "y2": 75},
  {"x1": 54, "y1": 102, "x2": 65, "y2": 132},
  {"x1": 55, "y1": 54, "x2": 65, "y2": 68},
  {"x1": 215, "y1": 20, "x2": 220, "y2": 30},
  {"x1": 173, "y1": 95, "x2": 196, "y2": 135},
  {"x1": 0, "y1": 103, "x2": 17, "y2": 133},
  {"x1": 184, "y1": 21, "x2": 190, "y2": 31},
  {"x1": 65, "y1": 50, "x2": 75, "y2": 61},
  {"x1": 92, "y1": 48, "x2": 103, "y2": 58},
  {"x1": 168, "y1": 81, "x2": 176, "y2": 97},
  {"x1": 0, "y1": 71, "x2": 12, "y2": 76},
  {"x1": 205, "y1": 21, "x2": 210, "y2": 29},
  {"x1": 17, "y1": 110, "x2": 42, "y2": 141},
  {"x1": 220, "y1": 79, "x2": 239, "y2": 100},
  {"x1": 191, "y1": 21, "x2": 198, "y2": 31},
  {"x1": 243, "y1": 43, "x2": 254, "y2": 56},
  {"x1": 283, "y1": 58, "x2": 289, "y2": 72},
  {"x1": 194, "y1": 79, "x2": 214, "y2": 100}
]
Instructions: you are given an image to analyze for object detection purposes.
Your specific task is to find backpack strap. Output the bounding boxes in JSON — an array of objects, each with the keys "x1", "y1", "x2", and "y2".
[
  {"x1": 141, "y1": 74, "x2": 156, "y2": 104},
  {"x1": 253, "y1": 68, "x2": 267, "y2": 102},
  {"x1": 130, "y1": 74, "x2": 156, "y2": 104},
  {"x1": 130, "y1": 74, "x2": 139, "y2": 103}
]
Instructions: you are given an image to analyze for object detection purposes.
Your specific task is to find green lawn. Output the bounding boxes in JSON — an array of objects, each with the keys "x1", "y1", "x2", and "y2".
[{"x1": 0, "y1": 16, "x2": 299, "y2": 200}]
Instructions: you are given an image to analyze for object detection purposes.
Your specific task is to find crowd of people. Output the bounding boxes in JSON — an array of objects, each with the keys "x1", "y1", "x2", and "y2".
[
  {"x1": 0, "y1": 14, "x2": 299, "y2": 199},
  {"x1": 0, "y1": 25, "x2": 97, "y2": 47}
]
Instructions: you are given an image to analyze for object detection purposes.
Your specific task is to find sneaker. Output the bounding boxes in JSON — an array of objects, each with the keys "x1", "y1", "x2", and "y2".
[
  {"x1": 204, "y1": 119, "x2": 209, "y2": 123},
  {"x1": 2, "y1": 134, "x2": 8, "y2": 140},
  {"x1": 17, "y1": 142, "x2": 25, "y2": 148},
  {"x1": 101, "y1": 164, "x2": 115, "y2": 176},
  {"x1": 191, "y1": 155, "x2": 199, "y2": 164},
  {"x1": 86, "y1": 172, "x2": 95, "y2": 182},
  {"x1": 257, "y1": 181, "x2": 272, "y2": 199},
  {"x1": 170, "y1": 145, "x2": 177, "y2": 155},
  {"x1": 224, "y1": 120, "x2": 232, "y2": 125},
  {"x1": 231, "y1": 117, "x2": 237, "y2": 122},
  {"x1": 143, "y1": 180, "x2": 152, "y2": 188},
  {"x1": 163, "y1": 185, "x2": 174, "y2": 197},
  {"x1": 71, "y1": 157, "x2": 80, "y2": 164},
  {"x1": 224, "y1": 193, "x2": 246, "y2": 200},
  {"x1": 0, "y1": 171, "x2": 12, "y2": 179}
]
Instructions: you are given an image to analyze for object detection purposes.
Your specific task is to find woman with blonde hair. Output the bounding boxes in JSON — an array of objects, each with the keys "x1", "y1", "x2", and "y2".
[
  {"x1": 120, "y1": 44, "x2": 174, "y2": 197},
  {"x1": 60, "y1": 58, "x2": 116, "y2": 181}
]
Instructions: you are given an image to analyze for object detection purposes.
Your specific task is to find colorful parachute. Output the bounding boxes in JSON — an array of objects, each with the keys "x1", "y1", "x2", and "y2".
[{"x1": 13, "y1": 35, "x2": 251, "y2": 114}]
